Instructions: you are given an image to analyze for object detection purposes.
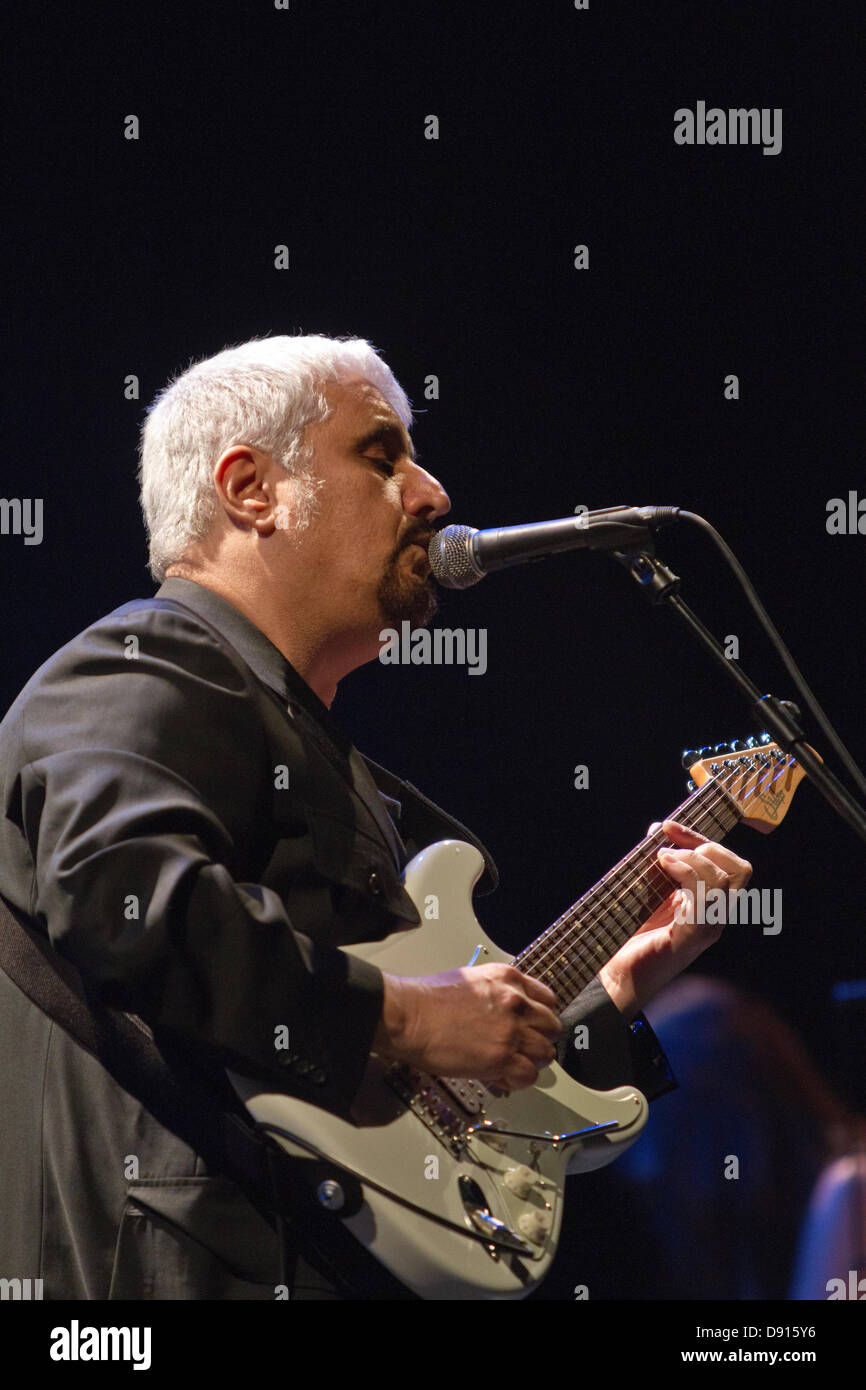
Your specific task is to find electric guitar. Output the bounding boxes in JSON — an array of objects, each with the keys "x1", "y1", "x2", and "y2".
[{"x1": 229, "y1": 737, "x2": 809, "y2": 1299}]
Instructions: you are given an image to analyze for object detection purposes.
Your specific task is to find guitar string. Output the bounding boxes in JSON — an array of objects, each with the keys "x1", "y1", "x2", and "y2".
[
  {"x1": 520, "y1": 781, "x2": 727, "y2": 992},
  {"x1": 526, "y1": 758, "x2": 778, "y2": 972},
  {"x1": 515, "y1": 775, "x2": 736, "y2": 992},
  {"x1": 525, "y1": 767, "x2": 744, "y2": 963},
  {"x1": 518, "y1": 759, "x2": 789, "y2": 999},
  {"x1": 514, "y1": 757, "x2": 794, "y2": 1003},
  {"x1": 520, "y1": 777, "x2": 736, "y2": 998},
  {"x1": 520, "y1": 768, "x2": 738, "y2": 963},
  {"x1": 523, "y1": 841, "x2": 714, "y2": 1002},
  {"x1": 523, "y1": 762, "x2": 783, "y2": 999}
]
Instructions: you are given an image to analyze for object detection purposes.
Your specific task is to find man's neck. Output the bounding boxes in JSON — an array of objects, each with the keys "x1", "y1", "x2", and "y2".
[{"x1": 163, "y1": 566, "x2": 375, "y2": 707}]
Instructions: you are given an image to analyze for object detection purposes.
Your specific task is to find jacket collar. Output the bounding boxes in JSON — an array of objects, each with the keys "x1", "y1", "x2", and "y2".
[{"x1": 155, "y1": 578, "x2": 329, "y2": 723}]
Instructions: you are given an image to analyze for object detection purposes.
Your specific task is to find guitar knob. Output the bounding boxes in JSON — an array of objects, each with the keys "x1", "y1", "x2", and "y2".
[
  {"x1": 503, "y1": 1164, "x2": 537, "y2": 1199},
  {"x1": 517, "y1": 1209, "x2": 553, "y2": 1246}
]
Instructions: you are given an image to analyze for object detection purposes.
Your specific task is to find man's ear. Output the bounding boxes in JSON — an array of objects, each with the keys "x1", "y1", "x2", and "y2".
[{"x1": 213, "y1": 446, "x2": 279, "y2": 534}]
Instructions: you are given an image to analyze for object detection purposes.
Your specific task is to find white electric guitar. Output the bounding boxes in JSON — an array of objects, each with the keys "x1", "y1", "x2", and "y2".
[{"x1": 229, "y1": 738, "x2": 809, "y2": 1299}]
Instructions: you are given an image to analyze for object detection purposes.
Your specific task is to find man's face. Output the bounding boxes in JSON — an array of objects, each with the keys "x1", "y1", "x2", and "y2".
[{"x1": 284, "y1": 377, "x2": 451, "y2": 632}]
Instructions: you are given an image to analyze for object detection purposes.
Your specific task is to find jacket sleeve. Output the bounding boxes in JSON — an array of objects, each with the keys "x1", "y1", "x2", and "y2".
[
  {"x1": 10, "y1": 605, "x2": 385, "y2": 1118},
  {"x1": 557, "y1": 977, "x2": 676, "y2": 1100}
]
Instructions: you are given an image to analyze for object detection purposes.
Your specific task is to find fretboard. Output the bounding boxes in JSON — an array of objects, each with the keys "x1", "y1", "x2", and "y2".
[{"x1": 512, "y1": 775, "x2": 741, "y2": 1010}]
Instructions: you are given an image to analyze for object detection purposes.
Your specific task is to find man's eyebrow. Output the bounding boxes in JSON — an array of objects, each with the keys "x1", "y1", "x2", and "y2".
[{"x1": 354, "y1": 422, "x2": 417, "y2": 463}]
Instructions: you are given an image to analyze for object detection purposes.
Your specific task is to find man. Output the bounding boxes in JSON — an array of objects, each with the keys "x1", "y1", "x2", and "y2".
[{"x1": 0, "y1": 335, "x2": 751, "y2": 1299}]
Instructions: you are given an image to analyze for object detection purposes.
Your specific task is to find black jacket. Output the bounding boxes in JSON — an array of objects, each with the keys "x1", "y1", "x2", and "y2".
[{"x1": 0, "y1": 578, "x2": 673, "y2": 1298}]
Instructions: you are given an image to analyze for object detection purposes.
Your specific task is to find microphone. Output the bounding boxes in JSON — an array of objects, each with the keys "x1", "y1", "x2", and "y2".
[{"x1": 428, "y1": 507, "x2": 680, "y2": 589}]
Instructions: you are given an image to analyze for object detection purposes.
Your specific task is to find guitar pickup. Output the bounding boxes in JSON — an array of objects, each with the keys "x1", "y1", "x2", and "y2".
[{"x1": 385, "y1": 1066, "x2": 469, "y2": 1155}]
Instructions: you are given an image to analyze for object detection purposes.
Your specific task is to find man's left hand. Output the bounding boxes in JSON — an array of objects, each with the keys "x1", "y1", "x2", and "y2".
[{"x1": 597, "y1": 819, "x2": 752, "y2": 1020}]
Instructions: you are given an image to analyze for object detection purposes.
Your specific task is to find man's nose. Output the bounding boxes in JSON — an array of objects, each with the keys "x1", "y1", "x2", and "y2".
[{"x1": 404, "y1": 461, "x2": 451, "y2": 520}]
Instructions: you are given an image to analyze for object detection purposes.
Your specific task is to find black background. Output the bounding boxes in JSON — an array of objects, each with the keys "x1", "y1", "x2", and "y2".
[{"x1": 4, "y1": 3, "x2": 863, "y2": 1109}]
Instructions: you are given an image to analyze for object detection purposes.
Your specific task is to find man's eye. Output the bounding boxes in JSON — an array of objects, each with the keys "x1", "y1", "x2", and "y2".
[{"x1": 367, "y1": 456, "x2": 395, "y2": 477}]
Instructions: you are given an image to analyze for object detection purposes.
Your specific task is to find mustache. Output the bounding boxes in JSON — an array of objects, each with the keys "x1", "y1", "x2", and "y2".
[{"x1": 398, "y1": 525, "x2": 438, "y2": 554}]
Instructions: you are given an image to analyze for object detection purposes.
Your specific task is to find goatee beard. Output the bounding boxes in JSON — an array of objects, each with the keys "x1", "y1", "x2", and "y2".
[{"x1": 377, "y1": 553, "x2": 439, "y2": 627}]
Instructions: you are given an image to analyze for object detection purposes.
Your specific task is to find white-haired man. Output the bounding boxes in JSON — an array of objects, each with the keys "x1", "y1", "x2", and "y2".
[{"x1": 0, "y1": 335, "x2": 751, "y2": 1299}]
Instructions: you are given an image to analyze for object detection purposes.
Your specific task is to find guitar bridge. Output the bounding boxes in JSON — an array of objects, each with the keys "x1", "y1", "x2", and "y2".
[{"x1": 385, "y1": 1066, "x2": 481, "y2": 1155}]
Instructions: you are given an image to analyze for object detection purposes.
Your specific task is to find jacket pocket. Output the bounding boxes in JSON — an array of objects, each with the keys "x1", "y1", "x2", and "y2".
[{"x1": 108, "y1": 1175, "x2": 281, "y2": 1300}]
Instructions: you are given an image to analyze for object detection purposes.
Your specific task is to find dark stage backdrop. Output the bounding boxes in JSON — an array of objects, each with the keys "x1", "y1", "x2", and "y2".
[{"x1": 3, "y1": 2, "x2": 863, "y2": 1165}]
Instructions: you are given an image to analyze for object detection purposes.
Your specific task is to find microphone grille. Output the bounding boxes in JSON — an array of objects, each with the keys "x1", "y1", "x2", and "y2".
[{"x1": 428, "y1": 525, "x2": 482, "y2": 589}]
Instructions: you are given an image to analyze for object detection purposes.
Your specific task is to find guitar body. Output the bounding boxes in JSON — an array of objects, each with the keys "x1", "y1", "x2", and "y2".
[
  {"x1": 229, "y1": 839, "x2": 649, "y2": 1300},
  {"x1": 230, "y1": 738, "x2": 806, "y2": 1297}
]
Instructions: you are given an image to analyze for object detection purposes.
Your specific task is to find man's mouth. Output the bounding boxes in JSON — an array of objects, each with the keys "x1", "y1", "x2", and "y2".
[
  {"x1": 401, "y1": 533, "x2": 433, "y2": 568},
  {"x1": 406, "y1": 544, "x2": 431, "y2": 575}
]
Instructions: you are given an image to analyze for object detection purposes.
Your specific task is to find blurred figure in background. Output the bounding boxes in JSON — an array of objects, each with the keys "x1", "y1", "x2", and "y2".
[
  {"x1": 532, "y1": 974, "x2": 861, "y2": 1301},
  {"x1": 618, "y1": 975, "x2": 857, "y2": 1299}
]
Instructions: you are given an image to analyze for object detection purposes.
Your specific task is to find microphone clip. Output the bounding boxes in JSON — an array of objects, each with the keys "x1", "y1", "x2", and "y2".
[{"x1": 614, "y1": 549, "x2": 682, "y2": 605}]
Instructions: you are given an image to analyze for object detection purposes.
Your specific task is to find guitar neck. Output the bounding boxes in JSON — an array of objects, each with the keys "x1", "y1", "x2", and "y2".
[{"x1": 512, "y1": 776, "x2": 741, "y2": 1011}]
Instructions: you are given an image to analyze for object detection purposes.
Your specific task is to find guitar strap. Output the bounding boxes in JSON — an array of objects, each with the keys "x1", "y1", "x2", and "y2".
[{"x1": 0, "y1": 891, "x2": 418, "y2": 1299}]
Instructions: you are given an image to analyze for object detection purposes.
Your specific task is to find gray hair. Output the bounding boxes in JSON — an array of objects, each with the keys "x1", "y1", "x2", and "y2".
[{"x1": 138, "y1": 333, "x2": 412, "y2": 582}]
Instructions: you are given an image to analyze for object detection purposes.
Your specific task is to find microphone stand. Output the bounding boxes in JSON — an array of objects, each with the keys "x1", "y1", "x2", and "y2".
[{"x1": 609, "y1": 540, "x2": 866, "y2": 847}]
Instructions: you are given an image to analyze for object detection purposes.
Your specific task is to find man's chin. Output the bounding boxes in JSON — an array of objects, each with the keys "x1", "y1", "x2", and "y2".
[{"x1": 377, "y1": 577, "x2": 439, "y2": 629}]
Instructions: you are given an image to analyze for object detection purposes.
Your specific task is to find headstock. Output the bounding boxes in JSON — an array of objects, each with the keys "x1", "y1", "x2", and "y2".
[{"x1": 680, "y1": 734, "x2": 812, "y2": 834}]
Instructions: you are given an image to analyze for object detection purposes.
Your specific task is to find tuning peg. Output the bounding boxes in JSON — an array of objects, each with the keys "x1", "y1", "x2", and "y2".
[
  {"x1": 714, "y1": 742, "x2": 730, "y2": 756},
  {"x1": 729, "y1": 739, "x2": 747, "y2": 752},
  {"x1": 699, "y1": 746, "x2": 713, "y2": 761},
  {"x1": 685, "y1": 778, "x2": 696, "y2": 792},
  {"x1": 681, "y1": 748, "x2": 697, "y2": 770},
  {"x1": 744, "y1": 736, "x2": 758, "y2": 749},
  {"x1": 759, "y1": 732, "x2": 771, "y2": 745}
]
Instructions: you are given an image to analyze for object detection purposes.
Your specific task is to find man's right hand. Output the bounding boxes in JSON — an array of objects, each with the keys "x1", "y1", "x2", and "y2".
[{"x1": 372, "y1": 965, "x2": 562, "y2": 1092}]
